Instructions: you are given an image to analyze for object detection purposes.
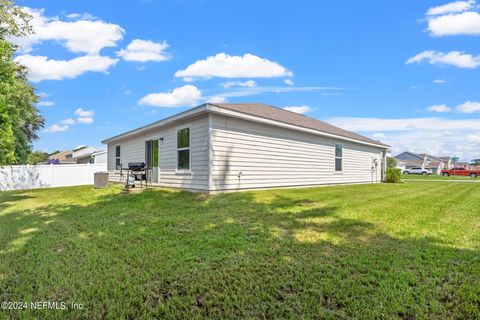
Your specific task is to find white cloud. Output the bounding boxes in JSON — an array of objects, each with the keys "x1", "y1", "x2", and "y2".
[
  {"x1": 406, "y1": 50, "x2": 480, "y2": 68},
  {"x1": 74, "y1": 108, "x2": 94, "y2": 117},
  {"x1": 12, "y1": 7, "x2": 124, "y2": 54},
  {"x1": 175, "y1": 53, "x2": 293, "y2": 81},
  {"x1": 138, "y1": 85, "x2": 202, "y2": 107},
  {"x1": 326, "y1": 116, "x2": 480, "y2": 160},
  {"x1": 117, "y1": 39, "x2": 171, "y2": 62},
  {"x1": 433, "y1": 79, "x2": 448, "y2": 83},
  {"x1": 372, "y1": 133, "x2": 386, "y2": 140},
  {"x1": 206, "y1": 96, "x2": 228, "y2": 104},
  {"x1": 66, "y1": 13, "x2": 97, "y2": 20},
  {"x1": 204, "y1": 86, "x2": 341, "y2": 102},
  {"x1": 220, "y1": 80, "x2": 257, "y2": 88},
  {"x1": 428, "y1": 11, "x2": 480, "y2": 36},
  {"x1": 15, "y1": 54, "x2": 119, "y2": 82},
  {"x1": 44, "y1": 124, "x2": 69, "y2": 133},
  {"x1": 140, "y1": 85, "x2": 339, "y2": 108},
  {"x1": 37, "y1": 101, "x2": 54, "y2": 107},
  {"x1": 46, "y1": 109, "x2": 94, "y2": 133},
  {"x1": 61, "y1": 118, "x2": 75, "y2": 125},
  {"x1": 76, "y1": 117, "x2": 94, "y2": 124},
  {"x1": 327, "y1": 117, "x2": 480, "y2": 132},
  {"x1": 467, "y1": 134, "x2": 480, "y2": 143},
  {"x1": 283, "y1": 105, "x2": 312, "y2": 114},
  {"x1": 456, "y1": 101, "x2": 480, "y2": 113},
  {"x1": 284, "y1": 79, "x2": 294, "y2": 85},
  {"x1": 427, "y1": 1, "x2": 475, "y2": 15},
  {"x1": 427, "y1": 104, "x2": 452, "y2": 112}
]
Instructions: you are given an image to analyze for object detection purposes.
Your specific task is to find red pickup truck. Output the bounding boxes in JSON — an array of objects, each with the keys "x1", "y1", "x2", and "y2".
[{"x1": 441, "y1": 167, "x2": 480, "y2": 178}]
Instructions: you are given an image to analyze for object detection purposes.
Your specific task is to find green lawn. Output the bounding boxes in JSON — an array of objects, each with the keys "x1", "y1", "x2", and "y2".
[
  {"x1": 401, "y1": 173, "x2": 478, "y2": 180},
  {"x1": 1, "y1": 183, "x2": 479, "y2": 319}
]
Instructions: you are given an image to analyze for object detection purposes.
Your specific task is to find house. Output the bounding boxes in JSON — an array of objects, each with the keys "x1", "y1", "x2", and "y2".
[
  {"x1": 394, "y1": 152, "x2": 451, "y2": 174},
  {"x1": 48, "y1": 150, "x2": 76, "y2": 164},
  {"x1": 72, "y1": 146, "x2": 99, "y2": 164},
  {"x1": 439, "y1": 157, "x2": 451, "y2": 170},
  {"x1": 48, "y1": 146, "x2": 105, "y2": 164},
  {"x1": 102, "y1": 103, "x2": 389, "y2": 192},
  {"x1": 394, "y1": 152, "x2": 427, "y2": 168},
  {"x1": 91, "y1": 150, "x2": 107, "y2": 164},
  {"x1": 418, "y1": 154, "x2": 445, "y2": 174}
]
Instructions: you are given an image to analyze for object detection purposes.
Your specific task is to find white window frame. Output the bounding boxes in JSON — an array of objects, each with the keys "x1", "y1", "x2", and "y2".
[
  {"x1": 115, "y1": 145, "x2": 121, "y2": 170},
  {"x1": 334, "y1": 142, "x2": 343, "y2": 173},
  {"x1": 176, "y1": 125, "x2": 191, "y2": 173}
]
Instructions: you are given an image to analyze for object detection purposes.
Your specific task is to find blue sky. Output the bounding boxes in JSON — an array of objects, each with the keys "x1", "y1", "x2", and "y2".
[{"x1": 14, "y1": 0, "x2": 480, "y2": 160}]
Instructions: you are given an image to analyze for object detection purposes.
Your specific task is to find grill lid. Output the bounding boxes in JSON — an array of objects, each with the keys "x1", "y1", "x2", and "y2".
[{"x1": 128, "y1": 162, "x2": 146, "y2": 171}]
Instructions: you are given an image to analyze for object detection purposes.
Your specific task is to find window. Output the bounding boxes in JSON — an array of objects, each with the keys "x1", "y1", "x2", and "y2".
[
  {"x1": 177, "y1": 127, "x2": 190, "y2": 170},
  {"x1": 335, "y1": 143, "x2": 343, "y2": 172},
  {"x1": 115, "y1": 145, "x2": 121, "y2": 169}
]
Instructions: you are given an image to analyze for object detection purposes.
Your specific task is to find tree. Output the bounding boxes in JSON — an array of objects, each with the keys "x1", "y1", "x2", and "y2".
[
  {"x1": 0, "y1": 0, "x2": 44, "y2": 165},
  {"x1": 28, "y1": 151, "x2": 50, "y2": 164},
  {"x1": 387, "y1": 157, "x2": 397, "y2": 168}
]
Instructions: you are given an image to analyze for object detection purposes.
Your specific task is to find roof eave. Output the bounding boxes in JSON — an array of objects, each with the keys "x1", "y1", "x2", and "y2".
[{"x1": 101, "y1": 104, "x2": 209, "y2": 144}]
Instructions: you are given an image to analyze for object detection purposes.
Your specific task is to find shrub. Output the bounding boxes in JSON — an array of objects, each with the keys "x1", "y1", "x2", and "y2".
[{"x1": 386, "y1": 168, "x2": 401, "y2": 183}]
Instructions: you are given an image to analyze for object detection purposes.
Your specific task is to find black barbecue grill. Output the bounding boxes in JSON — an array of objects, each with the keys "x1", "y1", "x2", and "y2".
[{"x1": 121, "y1": 162, "x2": 151, "y2": 189}]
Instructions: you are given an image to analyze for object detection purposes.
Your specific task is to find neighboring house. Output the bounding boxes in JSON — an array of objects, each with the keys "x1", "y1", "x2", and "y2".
[
  {"x1": 396, "y1": 159, "x2": 423, "y2": 171},
  {"x1": 72, "y1": 146, "x2": 99, "y2": 164},
  {"x1": 439, "y1": 157, "x2": 451, "y2": 170},
  {"x1": 394, "y1": 152, "x2": 452, "y2": 174},
  {"x1": 394, "y1": 152, "x2": 427, "y2": 168},
  {"x1": 418, "y1": 154, "x2": 445, "y2": 174},
  {"x1": 102, "y1": 103, "x2": 389, "y2": 192},
  {"x1": 48, "y1": 150, "x2": 76, "y2": 164},
  {"x1": 49, "y1": 147, "x2": 104, "y2": 164},
  {"x1": 91, "y1": 150, "x2": 107, "y2": 164}
]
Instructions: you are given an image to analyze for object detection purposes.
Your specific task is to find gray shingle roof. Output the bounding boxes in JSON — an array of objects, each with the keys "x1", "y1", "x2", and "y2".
[{"x1": 211, "y1": 103, "x2": 389, "y2": 147}]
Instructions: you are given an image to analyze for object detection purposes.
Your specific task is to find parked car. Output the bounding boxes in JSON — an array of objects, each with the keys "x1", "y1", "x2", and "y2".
[
  {"x1": 441, "y1": 167, "x2": 480, "y2": 178},
  {"x1": 403, "y1": 167, "x2": 432, "y2": 175}
]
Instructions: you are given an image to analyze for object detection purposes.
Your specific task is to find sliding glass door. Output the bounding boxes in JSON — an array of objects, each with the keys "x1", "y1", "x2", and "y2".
[{"x1": 145, "y1": 139, "x2": 159, "y2": 183}]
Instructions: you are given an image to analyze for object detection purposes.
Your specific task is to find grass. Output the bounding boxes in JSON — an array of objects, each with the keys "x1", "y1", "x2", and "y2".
[
  {"x1": 1, "y1": 182, "x2": 479, "y2": 319},
  {"x1": 401, "y1": 174, "x2": 479, "y2": 180}
]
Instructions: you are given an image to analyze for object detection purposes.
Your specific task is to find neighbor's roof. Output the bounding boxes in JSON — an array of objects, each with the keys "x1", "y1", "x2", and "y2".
[
  {"x1": 401, "y1": 159, "x2": 424, "y2": 167},
  {"x1": 48, "y1": 150, "x2": 72, "y2": 160},
  {"x1": 103, "y1": 103, "x2": 389, "y2": 148},
  {"x1": 210, "y1": 103, "x2": 389, "y2": 147},
  {"x1": 418, "y1": 153, "x2": 443, "y2": 162}
]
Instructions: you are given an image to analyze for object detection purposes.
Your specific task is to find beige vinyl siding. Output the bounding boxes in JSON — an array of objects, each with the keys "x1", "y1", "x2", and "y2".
[
  {"x1": 210, "y1": 114, "x2": 382, "y2": 191},
  {"x1": 107, "y1": 115, "x2": 209, "y2": 190}
]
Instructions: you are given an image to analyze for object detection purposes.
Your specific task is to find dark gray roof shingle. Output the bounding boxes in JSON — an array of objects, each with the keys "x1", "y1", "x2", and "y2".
[{"x1": 210, "y1": 103, "x2": 389, "y2": 147}]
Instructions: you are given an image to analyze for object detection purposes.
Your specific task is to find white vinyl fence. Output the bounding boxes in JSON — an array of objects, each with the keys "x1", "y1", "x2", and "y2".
[{"x1": 0, "y1": 163, "x2": 107, "y2": 191}]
